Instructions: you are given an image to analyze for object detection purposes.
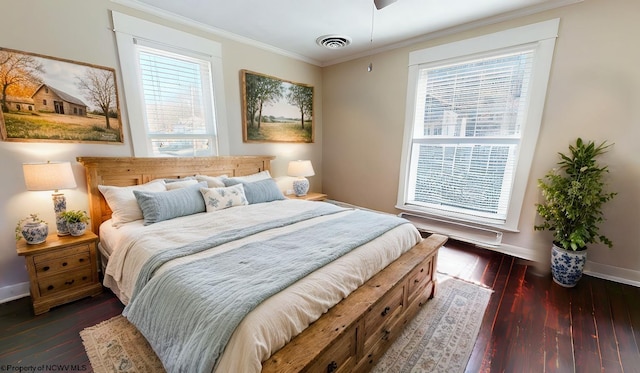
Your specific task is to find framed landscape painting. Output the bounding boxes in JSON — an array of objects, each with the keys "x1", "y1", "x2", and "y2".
[
  {"x1": 0, "y1": 47, "x2": 123, "y2": 143},
  {"x1": 241, "y1": 70, "x2": 314, "y2": 143}
]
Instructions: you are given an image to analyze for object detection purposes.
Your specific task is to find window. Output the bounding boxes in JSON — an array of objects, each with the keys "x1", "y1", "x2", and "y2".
[
  {"x1": 112, "y1": 12, "x2": 228, "y2": 157},
  {"x1": 398, "y1": 20, "x2": 558, "y2": 232}
]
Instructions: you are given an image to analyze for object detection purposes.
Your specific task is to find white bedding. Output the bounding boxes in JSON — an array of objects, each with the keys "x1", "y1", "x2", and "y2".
[{"x1": 100, "y1": 199, "x2": 421, "y2": 373}]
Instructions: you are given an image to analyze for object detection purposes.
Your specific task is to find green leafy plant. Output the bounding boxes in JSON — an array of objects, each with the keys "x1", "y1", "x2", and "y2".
[
  {"x1": 535, "y1": 138, "x2": 617, "y2": 251},
  {"x1": 15, "y1": 214, "x2": 47, "y2": 241},
  {"x1": 59, "y1": 210, "x2": 90, "y2": 224}
]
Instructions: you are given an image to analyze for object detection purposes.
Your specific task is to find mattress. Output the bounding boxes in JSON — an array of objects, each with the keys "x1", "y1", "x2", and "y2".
[{"x1": 99, "y1": 199, "x2": 421, "y2": 372}]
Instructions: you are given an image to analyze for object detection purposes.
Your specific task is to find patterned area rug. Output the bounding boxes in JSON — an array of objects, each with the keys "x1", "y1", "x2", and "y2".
[
  {"x1": 373, "y1": 276, "x2": 492, "y2": 372},
  {"x1": 80, "y1": 276, "x2": 491, "y2": 373},
  {"x1": 80, "y1": 315, "x2": 164, "y2": 373}
]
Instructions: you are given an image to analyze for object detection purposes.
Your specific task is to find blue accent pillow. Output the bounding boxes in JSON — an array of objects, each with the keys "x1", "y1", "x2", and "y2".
[
  {"x1": 133, "y1": 181, "x2": 207, "y2": 225},
  {"x1": 223, "y1": 178, "x2": 285, "y2": 204}
]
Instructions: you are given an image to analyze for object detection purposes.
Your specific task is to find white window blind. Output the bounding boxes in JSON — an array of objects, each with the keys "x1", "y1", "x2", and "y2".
[
  {"x1": 398, "y1": 19, "x2": 558, "y2": 232},
  {"x1": 408, "y1": 50, "x2": 533, "y2": 222},
  {"x1": 112, "y1": 11, "x2": 228, "y2": 157},
  {"x1": 136, "y1": 45, "x2": 217, "y2": 156}
]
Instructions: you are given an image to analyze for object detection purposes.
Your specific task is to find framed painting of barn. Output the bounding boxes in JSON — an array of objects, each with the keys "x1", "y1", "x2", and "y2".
[
  {"x1": 241, "y1": 70, "x2": 314, "y2": 143},
  {"x1": 0, "y1": 47, "x2": 123, "y2": 143}
]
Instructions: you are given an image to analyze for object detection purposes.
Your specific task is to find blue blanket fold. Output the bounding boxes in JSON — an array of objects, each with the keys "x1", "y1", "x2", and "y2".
[
  {"x1": 124, "y1": 208, "x2": 409, "y2": 373},
  {"x1": 128, "y1": 203, "x2": 344, "y2": 302}
]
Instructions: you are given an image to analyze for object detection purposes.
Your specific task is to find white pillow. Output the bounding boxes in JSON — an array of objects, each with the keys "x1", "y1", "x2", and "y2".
[
  {"x1": 200, "y1": 184, "x2": 248, "y2": 212},
  {"x1": 98, "y1": 179, "x2": 166, "y2": 227},
  {"x1": 195, "y1": 174, "x2": 227, "y2": 188},
  {"x1": 230, "y1": 170, "x2": 271, "y2": 183},
  {"x1": 165, "y1": 179, "x2": 199, "y2": 190}
]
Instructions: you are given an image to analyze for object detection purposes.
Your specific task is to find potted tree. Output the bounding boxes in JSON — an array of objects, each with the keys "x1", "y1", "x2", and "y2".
[
  {"x1": 60, "y1": 210, "x2": 90, "y2": 236},
  {"x1": 535, "y1": 138, "x2": 616, "y2": 287}
]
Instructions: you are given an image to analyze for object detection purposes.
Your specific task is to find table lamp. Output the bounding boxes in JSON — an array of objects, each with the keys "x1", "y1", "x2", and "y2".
[
  {"x1": 23, "y1": 161, "x2": 77, "y2": 236},
  {"x1": 287, "y1": 160, "x2": 315, "y2": 197}
]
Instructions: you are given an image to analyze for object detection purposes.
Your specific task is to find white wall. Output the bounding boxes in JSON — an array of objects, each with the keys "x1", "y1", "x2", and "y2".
[
  {"x1": 322, "y1": 0, "x2": 640, "y2": 284},
  {"x1": 0, "y1": 0, "x2": 322, "y2": 301}
]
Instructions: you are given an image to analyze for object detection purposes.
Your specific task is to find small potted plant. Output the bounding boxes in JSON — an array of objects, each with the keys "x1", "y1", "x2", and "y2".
[
  {"x1": 59, "y1": 210, "x2": 90, "y2": 236},
  {"x1": 534, "y1": 138, "x2": 616, "y2": 287},
  {"x1": 16, "y1": 214, "x2": 48, "y2": 244}
]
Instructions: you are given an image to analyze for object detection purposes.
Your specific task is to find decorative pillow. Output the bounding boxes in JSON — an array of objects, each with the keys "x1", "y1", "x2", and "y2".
[
  {"x1": 98, "y1": 179, "x2": 166, "y2": 227},
  {"x1": 223, "y1": 178, "x2": 285, "y2": 204},
  {"x1": 133, "y1": 181, "x2": 207, "y2": 225},
  {"x1": 195, "y1": 174, "x2": 228, "y2": 188},
  {"x1": 165, "y1": 179, "x2": 199, "y2": 190},
  {"x1": 200, "y1": 183, "x2": 248, "y2": 212},
  {"x1": 229, "y1": 170, "x2": 271, "y2": 183}
]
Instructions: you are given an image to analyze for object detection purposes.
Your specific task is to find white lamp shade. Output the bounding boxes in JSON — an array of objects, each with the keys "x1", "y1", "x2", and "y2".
[
  {"x1": 287, "y1": 160, "x2": 315, "y2": 177},
  {"x1": 23, "y1": 161, "x2": 77, "y2": 191}
]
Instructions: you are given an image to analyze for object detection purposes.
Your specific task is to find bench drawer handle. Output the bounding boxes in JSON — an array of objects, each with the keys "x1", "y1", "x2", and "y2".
[{"x1": 327, "y1": 361, "x2": 338, "y2": 373}]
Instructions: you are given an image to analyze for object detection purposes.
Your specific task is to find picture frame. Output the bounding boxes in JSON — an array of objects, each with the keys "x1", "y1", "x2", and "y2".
[
  {"x1": 241, "y1": 70, "x2": 313, "y2": 143},
  {"x1": 0, "y1": 47, "x2": 123, "y2": 144}
]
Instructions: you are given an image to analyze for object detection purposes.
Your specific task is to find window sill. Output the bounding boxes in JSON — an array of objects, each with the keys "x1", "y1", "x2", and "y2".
[{"x1": 396, "y1": 207, "x2": 519, "y2": 247}]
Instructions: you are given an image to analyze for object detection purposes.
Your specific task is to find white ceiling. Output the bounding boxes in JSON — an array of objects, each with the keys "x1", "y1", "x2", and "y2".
[{"x1": 116, "y1": 0, "x2": 578, "y2": 66}]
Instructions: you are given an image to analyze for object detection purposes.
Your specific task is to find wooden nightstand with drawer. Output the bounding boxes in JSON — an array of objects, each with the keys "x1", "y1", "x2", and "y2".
[{"x1": 16, "y1": 231, "x2": 102, "y2": 315}]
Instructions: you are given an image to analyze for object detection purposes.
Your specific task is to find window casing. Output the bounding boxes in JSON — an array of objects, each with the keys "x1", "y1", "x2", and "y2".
[
  {"x1": 112, "y1": 12, "x2": 228, "y2": 157},
  {"x1": 397, "y1": 19, "x2": 559, "y2": 232}
]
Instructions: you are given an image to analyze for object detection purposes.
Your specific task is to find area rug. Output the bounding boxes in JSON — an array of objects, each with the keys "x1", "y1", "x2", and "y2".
[
  {"x1": 373, "y1": 276, "x2": 492, "y2": 372},
  {"x1": 81, "y1": 276, "x2": 491, "y2": 373}
]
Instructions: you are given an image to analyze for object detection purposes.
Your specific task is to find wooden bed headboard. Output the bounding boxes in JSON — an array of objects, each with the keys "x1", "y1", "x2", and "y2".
[{"x1": 76, "y1": 156, "x2": 275, "y2": 235}]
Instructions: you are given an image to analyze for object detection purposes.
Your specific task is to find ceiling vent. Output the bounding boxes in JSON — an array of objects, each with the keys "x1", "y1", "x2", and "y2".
[{"x1": 316, "y1": 35, "x2": 352, "y2": 49}]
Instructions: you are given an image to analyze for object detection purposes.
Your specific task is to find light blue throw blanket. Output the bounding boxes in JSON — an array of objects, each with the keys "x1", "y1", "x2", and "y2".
[
  {"x1": 124, "y1": 208, "x2": 409, "y2": 373},
  {"x1": 128, "y1": 203, "x2": 344, "y2": 301}
]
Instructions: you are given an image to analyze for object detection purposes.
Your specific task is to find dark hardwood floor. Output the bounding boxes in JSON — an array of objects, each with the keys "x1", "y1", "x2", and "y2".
[{"x1": 1, "y1": 239, "x2": 638, "y2": 372}]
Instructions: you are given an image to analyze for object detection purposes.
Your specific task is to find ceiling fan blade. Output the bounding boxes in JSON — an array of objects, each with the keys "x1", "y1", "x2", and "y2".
[{"x1": 374, "y1": 0, "x2": 398, "y2": 10}]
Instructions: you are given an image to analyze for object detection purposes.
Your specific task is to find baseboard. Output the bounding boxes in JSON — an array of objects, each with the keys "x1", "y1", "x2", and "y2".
[
  {"x1": 0, "y1": 282, "x2": 30, "y2": 304},
  {"x1": 422, "y1": 228, "x2": 639, "y2": 286},
  {"x1": 584, "y1": 261, "x2": 640, "y2": 287}
]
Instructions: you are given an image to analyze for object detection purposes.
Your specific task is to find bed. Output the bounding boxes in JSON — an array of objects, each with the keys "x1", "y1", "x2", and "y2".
[{"x1": 76, "y1": 155, "x2": 447, "y2": 373}]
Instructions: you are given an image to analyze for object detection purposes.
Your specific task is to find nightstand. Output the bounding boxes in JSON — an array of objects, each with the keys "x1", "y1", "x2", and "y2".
[
  {"x1": 16, "y1": 231, "x2": 102, "y2": 315},
  {"x1": 287, "y1": 192, "x2": 328, "y2": 201}
]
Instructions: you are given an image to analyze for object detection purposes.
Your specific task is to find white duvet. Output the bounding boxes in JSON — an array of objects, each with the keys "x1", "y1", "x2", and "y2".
[{"x1": 100, "y1": 199, "x2": 421, "y2": 372}]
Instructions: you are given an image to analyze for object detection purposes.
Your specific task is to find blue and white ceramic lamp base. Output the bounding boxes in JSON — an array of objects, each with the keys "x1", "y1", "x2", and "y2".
[
  {"x1": 53, "y1": 193, "x2": 69, "y2": 236},
  {"x1": 293, "y1": 178, "x2": 310, "y2": 197}
]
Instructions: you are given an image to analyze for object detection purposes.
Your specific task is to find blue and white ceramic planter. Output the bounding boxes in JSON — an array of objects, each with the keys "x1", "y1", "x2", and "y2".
[
  {"x1": 67, "y1": 222, "x2": 87, "y2": 237},
  {"x1": 21, "y1": 222, "x2": 48, "y2": 245},
  {"x1": 550, "y1": 243, "x2": 587, "y2": 287}
]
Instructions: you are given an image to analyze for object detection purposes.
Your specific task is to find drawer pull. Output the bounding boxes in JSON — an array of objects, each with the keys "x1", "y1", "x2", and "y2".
[
  {"x1": 62, "y1": 262, "x2": 68, "y2": 267},
  {"x1": 382, "y1": 329, "x2": 391, "y2": 341},
  {"x1": 381, "y1": 306, "x2": 391, "y2": 316},
  {"x1": 82, "y1": 276, "x2": 88, "y2": 281},
  {"x1": 414, "y1": 278, "x2": 420, "y2": 284},
  {"x1": 79, "y1": 258, "x2": 85, "y2": 263},
  {"x1": 47, "y1": 285, "x2": 54, "y2": 291},
  {"x1": 65, "y1": 279, "x2": 75, "y2": 286},
  {"x1": 327, "y1": 361, "x2": 338, "y2": 373},
  {"x1": 43, "y1": 266, "x2": 50, "y2": 271}
]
